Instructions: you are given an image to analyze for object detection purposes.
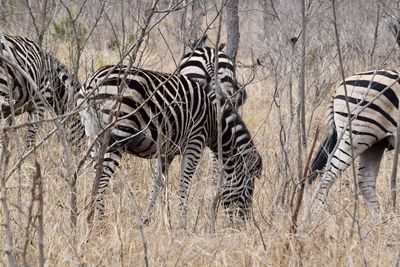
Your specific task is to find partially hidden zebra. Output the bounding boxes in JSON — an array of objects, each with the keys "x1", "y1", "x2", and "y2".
[
  {"x1": 177, "y1": 36, "x2": 247, "y2": 189},
  {"x1": 78, "y1": 65, "x2": 262, "y2": 226},
  {"x1": 144, "y1": 38, "x2": 248, "y2": 222},
  {"x1": 178, "y1": 35, "x2": 247, "y2": 108},
  {"x1": 0, "y1": 33, "x2": 84, "y2": 151},
  {"x1": 307, "y1": 69, "x2": 400, "y2": 215}
]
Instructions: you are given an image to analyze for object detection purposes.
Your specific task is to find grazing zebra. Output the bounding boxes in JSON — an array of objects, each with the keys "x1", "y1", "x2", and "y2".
[
  {"x1": 0, "y1": 33, "x2": 84, "y2": 150},
  {"x1": 178, "y1": 35, "x2": 246, "y2": 108},
  {"x1": 307, "y1": 69, "x2": 400, "y2": 215},
  {"x1": 178, "y1": 36, "x2": 247, "y2": 187},
  {"x1": 78, "y1": 65, "x2": 262, "y2": 226}
]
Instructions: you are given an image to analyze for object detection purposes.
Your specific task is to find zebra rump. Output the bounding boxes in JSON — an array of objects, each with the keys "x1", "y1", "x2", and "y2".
[
  {"x1": 306, "y1": 69, "x2": 400, "y2": 214},
  {"x1": 178, "y1": 35, "x2": 246, "y2": 108}
]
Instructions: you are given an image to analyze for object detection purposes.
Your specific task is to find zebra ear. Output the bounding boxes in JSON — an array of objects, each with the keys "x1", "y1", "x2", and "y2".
[
  {"x1": 218, "y1": 43, "x2": 225, "y2": 51},
  {"x1": 384, "y1": 14, "x2": 400, "y2": 47}
]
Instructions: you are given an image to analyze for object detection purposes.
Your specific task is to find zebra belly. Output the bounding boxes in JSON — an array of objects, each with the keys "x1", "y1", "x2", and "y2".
[
  {"x1": 109, "y1": 127, "x2": 157, "y2": 158},
  {"x1": 110, "y1": 125, "x2": 182, "y2": 159}
]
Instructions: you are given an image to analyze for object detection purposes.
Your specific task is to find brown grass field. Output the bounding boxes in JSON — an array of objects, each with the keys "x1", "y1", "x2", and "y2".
[
  {"x1": 1, "y1": 0, "x2": 400, "y2": 266},
  {"x1": 1, "y1": 78, "x2": 399, "y2": 266}
]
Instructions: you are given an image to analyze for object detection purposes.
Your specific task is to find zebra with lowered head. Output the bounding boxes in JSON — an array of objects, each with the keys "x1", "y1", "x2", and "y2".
[
  {"x1": 307, "y1": 69, "x2": 400, "y2": 216},
  {"x1": 0, "y1": 33, "x2": 84, "y2": 151},
  {"x1": 177, "y1": 36, "x2": 248, "y2": 191},
  {"x1": 78, "y1": 65, "x2": 262, "y2": 227}
]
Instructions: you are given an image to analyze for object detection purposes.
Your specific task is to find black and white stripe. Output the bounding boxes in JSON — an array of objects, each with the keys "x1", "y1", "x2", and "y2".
[
  {"x1": 308, "y1": 69, "x2": 400, "y2": 214},
  {"x1": 0, "y1": 33, "x2": 84, "y2": 150},
  {"x1": 78, "y1": 65, "x2": 262, "y2": 225},
  {"x1": 178, "y1": 36, "x2": 246, "y2": 108},
  {"x1": 178, "y1": 37, "x2": 247, "y2": 187}
]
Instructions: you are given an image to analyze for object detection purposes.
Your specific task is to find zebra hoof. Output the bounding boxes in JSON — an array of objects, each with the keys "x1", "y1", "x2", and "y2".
[
  {"x1": 313, "y1": 200, "x2": 326, "y2": 214},
  {"x1": 178, "y1": 219, "x2": 188, "y2": 230}
]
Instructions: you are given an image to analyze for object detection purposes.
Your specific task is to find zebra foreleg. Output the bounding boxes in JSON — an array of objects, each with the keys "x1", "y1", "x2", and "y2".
[
  {"x1": 221, "y1": 180, "x2": 254, "y2": 229},
  {"x1": 357, "y1": 141, "x2": 385, "y2": 216},
  {"x1": 144, "y1": 156, "x2": 173, "y2": 225}
]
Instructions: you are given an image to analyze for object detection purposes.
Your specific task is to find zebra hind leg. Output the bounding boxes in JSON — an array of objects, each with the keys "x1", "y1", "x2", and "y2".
[
  {"x1": 90, "y1": 148, "x2": 122, "y2": 219},
  {"x1": 313, "y1": 134, "x2": 371, "y2": 213},
  {"x1": 143, "y1": 156, "x2": 173, "y2": 225},
  {"x1": 357, "y1": 140, "x2": 386, "y2": 216}
]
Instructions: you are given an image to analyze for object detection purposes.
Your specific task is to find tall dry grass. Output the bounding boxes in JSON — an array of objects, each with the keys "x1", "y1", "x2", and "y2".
[{"x1": 1, "y1": 80, "x2": 399, "y2": 266}]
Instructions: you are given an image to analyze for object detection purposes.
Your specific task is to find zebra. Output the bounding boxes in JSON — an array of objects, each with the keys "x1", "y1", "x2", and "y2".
[
  {"x1": 178, "y1": 36, "x2": 248, "y2": 188},
  {"x1": 0, "y1": 33, "x2": 84, "y2": 151},
  {"x1": 178, "y1": 35, "x2": 247, "y2": 108},
  {"x1": 78, "y1": 65, "x2": 262, "y2": 226},
  {"x1": 306, "y1": 69, "x2": 400, "y2": 216}
]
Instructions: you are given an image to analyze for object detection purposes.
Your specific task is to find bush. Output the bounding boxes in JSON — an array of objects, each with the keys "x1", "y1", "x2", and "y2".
[{"x1": 53, "y1": 16, "x2": 86, "y2": 44}]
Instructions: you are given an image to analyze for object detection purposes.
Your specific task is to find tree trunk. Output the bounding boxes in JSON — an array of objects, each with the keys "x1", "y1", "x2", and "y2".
[
  {"x1": 187, "y1": 0, "x2": 204, "y2": 45},
  {"x1": 226, "y1": 0, "x2": 240, "y2": 65}
]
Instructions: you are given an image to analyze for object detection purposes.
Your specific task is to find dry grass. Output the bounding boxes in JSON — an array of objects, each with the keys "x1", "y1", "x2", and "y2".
[{"x1": 1, "y1": 80, "x2": 399, "y2": 266}]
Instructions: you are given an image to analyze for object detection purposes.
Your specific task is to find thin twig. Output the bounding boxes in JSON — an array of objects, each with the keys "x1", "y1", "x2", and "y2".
[
  {"x1": 124, "y1": 183, "x2": 149, "y2": 267},
  {"x1": 35, "y1": 160, "x2": 45, "y2": 267},
  {"x1": 290, "y1": 127, "x2": 319, "y2": 234},
  {"x1": 390, "y1": 108, "x2": 400, "y2": 212},
  {"x1": 210, "y1": 7, "x2": 225, "y2": 234},
  {"x1": 332, "y1": 0, "x2": 359, "y2": 238}
]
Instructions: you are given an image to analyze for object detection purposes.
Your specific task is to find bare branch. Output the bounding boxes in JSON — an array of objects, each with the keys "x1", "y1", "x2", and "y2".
[{"x1": 0, "y1": 130, "x2": 16, "y2": 267}]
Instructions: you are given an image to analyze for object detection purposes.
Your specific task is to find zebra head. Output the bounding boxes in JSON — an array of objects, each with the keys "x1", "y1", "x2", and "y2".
[
  {"x1": 46, "y1": 55, "x2": 81, "y2": 115},
  {"x1": 47, "y1": 55, "x2": 85, "y2": 150},
  {"x1": 221, "y1": 145, "x2": 262, "y2": 226},
  {"x1": 178, "y1": 36, "x2": 246, "y2": 108},
  {"x1": 215, "y1": 104, "x2": 262, "y2": 226}
]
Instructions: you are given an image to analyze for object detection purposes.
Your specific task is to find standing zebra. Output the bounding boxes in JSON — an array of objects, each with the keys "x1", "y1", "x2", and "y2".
[
  {"x1": 0, "y1": 33, "x2": 84, "y2": 150},
  {"x1": 307, "y1": 69, "x2": 400, "y2": 215},
  {"x1": 178, "y1": 35, "x2": 246, "y2": 108},
  {"x1": 78, "y1": 65, "x2": 262, "y2": 226}
]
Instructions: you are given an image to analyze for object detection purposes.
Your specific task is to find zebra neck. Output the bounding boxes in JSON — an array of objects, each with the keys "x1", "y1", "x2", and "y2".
[
  {"x1": 211, "y1": 106, "x2": 253, "y2": 162},
  {"x1": 49, "y1": 55, "x2": 81, "y2": 112}
]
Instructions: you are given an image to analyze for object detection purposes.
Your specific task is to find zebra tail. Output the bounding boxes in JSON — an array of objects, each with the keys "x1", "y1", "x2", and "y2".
[{"x1": 308, "y1": 103, "x2": 337, "y2": 184}]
